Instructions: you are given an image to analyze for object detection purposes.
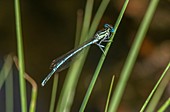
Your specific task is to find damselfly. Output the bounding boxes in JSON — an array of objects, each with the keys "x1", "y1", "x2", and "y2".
[{"x1": 41, "y1": 24, "x2": 114, "y2": 86}]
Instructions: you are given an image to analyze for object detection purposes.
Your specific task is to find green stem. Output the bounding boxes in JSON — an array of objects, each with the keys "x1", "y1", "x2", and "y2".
[
  {"x1": 56, "y1": 0, "x2": 94, "y2": 111},
  {"x1": 5, "y1": 68, "x2": 13, "y2": 112},
  {"x1": 158, "y1": 98, "x2": 170, "y2": 112},
  {"x1": 14, "y1": 0, "x2": 27, "y2": 111},
  {"x1": 144, "y1": 62, "x2": 170, "y2": 112},
  {"x1": 0, "y1": 55, "x2": 13, "y2": 90},
  {"x1": 50, "y1": 74, "x2": 58, "y2": 112},
  {"x1": 75, "y1": 9, "x2": 83, "y2": 47},
  {"x1": 79, "y1": 0, "x2": 128, "y2": 111},
  {"x1": 13, "y1": 56, "x2": 37, "y2": 112},
  {"x1": 80, "y1": 0, "x2": 94, "y2": 43},
  {"x1": 108, "y1": 0, "x2": 159, "y2": 111},
  {"x1": 104, "y1": 75, "x2": 115, "y2": 112},
  {"x1": 29, "y1": 86, "x2": 37, "y2": 112}
]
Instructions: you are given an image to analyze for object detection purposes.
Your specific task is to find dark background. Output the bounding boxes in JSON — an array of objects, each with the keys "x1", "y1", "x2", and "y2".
[{"x1": 0, "y1": 0, "x2": 170, "y2": 111}]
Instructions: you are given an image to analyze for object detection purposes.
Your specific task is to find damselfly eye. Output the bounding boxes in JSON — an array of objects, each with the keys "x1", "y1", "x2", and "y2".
[
  {"x1": 104, "y1": 24, "x2": 114, "y2": 33},
  {"x1": 104, "y1": 24, "x2": 109, "y2": 28},
  {"x1": 110, "y1": 28, "x2": 114, "y2": 32}
]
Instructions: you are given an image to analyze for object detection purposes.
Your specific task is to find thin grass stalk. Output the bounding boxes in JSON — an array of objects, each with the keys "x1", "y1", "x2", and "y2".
[
  {"x1": 29, "y1": 88, "x2": 37, "y2": 112},
  {"x1": 158, "y1": 98, "x2": 170, "y2": 112},
  {"x1": 13, "y1": 56, "x2": 38, "y2": 112},
  {"x1": 79, "y1": 0, "x2": 94, "y2": 43},
  {"x1": 49, "y1": 74, "x2": 58, "y2": 112},
  {"x1": 0, "y1": 55, "x2": 13, "y2": 89},
  {"x1": 14, "y1": 0, "x2": 27, "y2": 111},
  {"x1": 23, "y1": 74, "x2": 37, "y2": 112},
  {"x1": 104, "y1": 75, "x2": 115, "y2": 112},
  {"x1": 5, "y1": 67, "x2": 13, "y2": 112},
  {"x1": 145, "y1": 62, "x2": 170, "y2": 112},
  {"x1": 80, "y1": 1, "x2": 129, "y2": 111},
  {"x1": 27, "y1": 77, "x2": 38, "y2": 112},
  {"x1": 56, "y1": 0, "x2": 112, "y2": 110},
  {"x1": 75, "y1": 9, "x2": 83, "y2": 47},
  {"x1": 56, "y1": 0, "x2": 94, "y2": 111},
  {"x1": 88, "y1": 0, "x2": 111, "y2": 36},
  {"x1": 108, "y1": 0, "x2": 159, "y2": 111}
]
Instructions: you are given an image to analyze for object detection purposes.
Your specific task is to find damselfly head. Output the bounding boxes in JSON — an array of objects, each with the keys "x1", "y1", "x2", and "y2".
[{"x1": 104, "y1": 24, "x2": 114, "y2": 33}]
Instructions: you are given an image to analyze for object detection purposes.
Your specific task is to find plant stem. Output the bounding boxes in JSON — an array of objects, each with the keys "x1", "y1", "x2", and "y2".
[
  {"x1": 79, "y1": 0, "x2": 128, "y2": 111},
  {"x1": 0, "y1": 55, "x2": 13, "y2": 90},
  {"x1": 5, "y1": 68, "x2": 13, "y2": 112},
  {"x1": 144, "y1": 62, "x2": 170, "y2": 112},
  {"x1": 14, "y1": 0, "x2": 27, "y2": 111},
  {"x1": 108, "y1": 0, "x2": 159, "y2": 111},
  {"x1": 104, "y1": 75, "x2": 115, "y2": 112},
  {"x1": 56, "y1": 0, "x2": 94, "y2": 111},
  {"x1": 50, "y1": 74, "x2": 58, "y2": 112},
  {"x1": 158, "y1": 98, "x2": 170, "y2": 112}
]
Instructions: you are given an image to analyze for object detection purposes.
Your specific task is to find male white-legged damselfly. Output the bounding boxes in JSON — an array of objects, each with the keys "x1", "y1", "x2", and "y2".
[{"x1": 41, "y1": 24, "x2": 114, "y2": 86}]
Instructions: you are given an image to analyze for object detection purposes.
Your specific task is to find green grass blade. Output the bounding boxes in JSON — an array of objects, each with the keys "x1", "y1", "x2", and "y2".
[
  {"x1": 13, "y1": 56, "x2": 38, "y2": 112},
  {"x1": 57, "y1": 0, "x2": 113, "y2": 110},
  {"x1": 75, "y1": 9, "x2": 83, "y2": 47},
  {"x1": 80, "y1": 0, "x2": 94, "y2": 43},
  {"x1": 14, "y1": 0, "x2": 27, "y2": 111},
  {"x1": 144, "y1": 62, "x2": 170, "y2": 112},
  {"x1": 5, "y1": 66, "x2": 13, "y2": 112},
  {"x1": 108, "y1": 0, "x2": 159, "y2": 111},
  {"x1": 24, "y1": 74, "x2": 38, "y2": 112},
  {"x1": 50, "y1": 74, "x2": 58, "y2": 112},
  {"x1": 104, "y1": 75, "x2": 115, "y2": 112},
  {"x1": 29, "y1": 86, "x2": 37, "y2": 112},
  {"x1": 27, "y1": 76, "x2": 38, "y2": 112},
  {"x1": 0, "y1": 55, "x2": 13, "y2": 89},
  {"x1": 158, "y1": 98, "x2": 170, "y2": 112},
  {"x1": 88, "y1": 0, "x2": 112, "y2": 36},
  {"x1": 56, "y1": 0, "x2": 94, "y2": 111},
  {"x1": 80, "y1": 1, "x2": 129, "y2": 111}
]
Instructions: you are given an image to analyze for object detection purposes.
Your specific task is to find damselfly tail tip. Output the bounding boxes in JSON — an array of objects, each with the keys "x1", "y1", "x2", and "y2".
[
  {"x1": 41, "y1": 69, "x2": 56, "y2": 86},
  {"x1": 41, "y1": 79, "x2": 47, "y2": 86}
]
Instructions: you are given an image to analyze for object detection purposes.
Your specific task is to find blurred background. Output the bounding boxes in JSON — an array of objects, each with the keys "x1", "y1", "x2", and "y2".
[{"x1": 0, "y1": 0, "x2": 170, "y2": 111}]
